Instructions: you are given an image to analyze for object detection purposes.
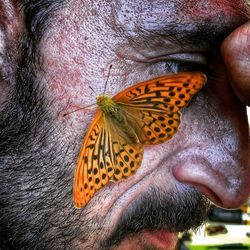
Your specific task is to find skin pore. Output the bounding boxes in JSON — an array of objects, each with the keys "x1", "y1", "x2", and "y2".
[{"x1": 0, "y1": 0, "x2": 250, "y2": 249}]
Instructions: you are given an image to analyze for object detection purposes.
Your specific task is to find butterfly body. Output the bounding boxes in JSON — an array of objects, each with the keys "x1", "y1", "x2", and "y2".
[
  {"x1": 96, "y1": 95, "x2": 117, "y2": 115},
  {"x1": 96, "y1": 95, "x2": 140, "y2": 143},
  {"x1": 73, "y1": 72, "x2": 207, "y2": 208}
]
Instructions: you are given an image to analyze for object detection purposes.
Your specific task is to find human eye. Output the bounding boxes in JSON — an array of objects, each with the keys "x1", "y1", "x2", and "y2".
[
  {"x1": 149, "y1": 53, "x2": 210, "y2": 76},
  {"x1": 162, "y1": 53, "x2": 208, "y2": 74},
  {"x1": 164, "y1": 60, "x2": 207, "y2": 73}
]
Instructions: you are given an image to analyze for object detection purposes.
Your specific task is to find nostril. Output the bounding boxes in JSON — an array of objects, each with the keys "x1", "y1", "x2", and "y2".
[{"x1": 184, "y1": 182, "x2": 223, "y2": 207}]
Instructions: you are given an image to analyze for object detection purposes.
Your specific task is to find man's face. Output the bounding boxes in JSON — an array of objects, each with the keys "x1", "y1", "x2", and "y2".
[{"x1": 0, "y1": 0, "x2": 250, "y2": 249}]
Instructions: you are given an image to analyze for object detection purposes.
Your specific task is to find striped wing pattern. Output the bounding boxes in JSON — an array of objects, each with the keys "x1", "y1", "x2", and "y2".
[{"x1": 73, "y1": 72, "x2": 206, "y2": 208}]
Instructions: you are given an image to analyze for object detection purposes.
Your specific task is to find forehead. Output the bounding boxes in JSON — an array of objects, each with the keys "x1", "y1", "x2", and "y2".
[
  {"x1": 62, "y1": 0, "x2": 248, "y2": 23},
  {"x1": 44, "y1": 0, "x2": 248, "y2": 43},
  {"x1": 41, "y1": 0, "x2": 248, "y2": 59}
]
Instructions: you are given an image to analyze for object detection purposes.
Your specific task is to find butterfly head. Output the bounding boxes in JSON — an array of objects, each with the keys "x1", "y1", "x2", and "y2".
[{"x1": 96, "y1": 95, "x2": 115, "y2": 113}]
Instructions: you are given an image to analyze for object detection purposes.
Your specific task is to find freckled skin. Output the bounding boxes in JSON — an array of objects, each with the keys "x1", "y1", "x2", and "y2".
[{"x1": 1, "y1": 0, "x2": 250, "y2": 249}]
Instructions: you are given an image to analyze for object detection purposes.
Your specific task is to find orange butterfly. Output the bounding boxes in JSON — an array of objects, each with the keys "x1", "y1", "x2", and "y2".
[{"x1": 73, "y1": 72, "x2": 207, "y2": 208}]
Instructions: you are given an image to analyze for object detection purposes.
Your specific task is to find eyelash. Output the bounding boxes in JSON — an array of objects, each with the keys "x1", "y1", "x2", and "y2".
[
  {"x1": 164, "y1": 60, "x2": 207, "y2": 73},
  {"x1": 163, "y1": 60, "x2": 215, "y2": 80}
]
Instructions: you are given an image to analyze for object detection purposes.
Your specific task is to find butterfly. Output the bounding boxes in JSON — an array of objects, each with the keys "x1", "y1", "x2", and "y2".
[{"x1": 73, "y1": 72, "x2": 207, "y2": 208}]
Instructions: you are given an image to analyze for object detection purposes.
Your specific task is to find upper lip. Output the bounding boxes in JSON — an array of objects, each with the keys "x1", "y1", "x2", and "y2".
[
  {"x1": 104, "y1": 143, "x2": 248, "y2": 227},
  {"x1": 101, "y1": 146, "x2": 212, "y2": 239},
  {"x1": 102, "y1": 146, "x2": 191, "y2": 224}
]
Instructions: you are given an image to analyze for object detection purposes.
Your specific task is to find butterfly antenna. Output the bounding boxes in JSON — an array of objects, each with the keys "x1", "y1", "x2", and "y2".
[
  {"x1": 102, "y1": 64, "x2": 112, "y2": 96},
  {"x1": 89, "y1": 86, "x2": 97, "y2": 95},
  {"x1": 62, "y1": 103, "x2": 97, "y2": 117}
]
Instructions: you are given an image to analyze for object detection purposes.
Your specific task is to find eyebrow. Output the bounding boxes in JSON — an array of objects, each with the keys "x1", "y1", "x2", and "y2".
[
  {"x1": 129, "y1": 20, "x2": 245, "y2": 53},
  {"x1": 149, "y1": 0, "x2": 250, "y2": 50},
  {"x1": 159, "y1": 23, "x2": 234, "y2": 49}
]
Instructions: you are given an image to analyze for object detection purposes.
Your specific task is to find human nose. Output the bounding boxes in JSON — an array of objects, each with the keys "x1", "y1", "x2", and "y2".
[{"x1": 173, "y1": 154, "x2": 250, "y2": 208}]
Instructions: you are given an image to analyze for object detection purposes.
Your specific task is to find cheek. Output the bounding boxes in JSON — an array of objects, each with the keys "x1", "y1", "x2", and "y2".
[
  {"x1": 39, "y1": 1, "x2": 114, "y2": 121},
  {"x1": 40, "y1": 37, "x2": 96, "y2": 113},
  {"x1": 207, "y1": 61, "x2": 248, "y2": 152}
]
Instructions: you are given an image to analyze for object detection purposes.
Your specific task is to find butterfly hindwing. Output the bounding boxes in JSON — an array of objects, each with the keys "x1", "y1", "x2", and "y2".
[
  {"x1": 106, "y1": 118, "x2": 143, "y2": 181},
  {"x1": 120, "y1": 108, "x2": 181, "y2": 144}
]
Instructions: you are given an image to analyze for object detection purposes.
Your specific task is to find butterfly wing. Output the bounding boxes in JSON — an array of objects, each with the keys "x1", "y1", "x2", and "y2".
[
  {"x1": 113, "y1": 72, "x2": 206, "y2": 144},
  {"x1": 74, "y1": 72, "x2": 206, "y2": 208},
  {"x1": 73, "y1": 111, "x2": 143, "y2": 208}
]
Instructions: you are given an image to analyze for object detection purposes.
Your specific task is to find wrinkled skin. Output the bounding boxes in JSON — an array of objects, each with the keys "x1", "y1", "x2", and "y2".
[{"x1": 0, "y1": 0, "x2": 250, "y2": 249}]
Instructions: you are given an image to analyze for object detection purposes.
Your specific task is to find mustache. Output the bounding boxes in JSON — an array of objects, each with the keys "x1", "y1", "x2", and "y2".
[{"x1": 101, "y1": 185, "x2": 211, "y2": 249}]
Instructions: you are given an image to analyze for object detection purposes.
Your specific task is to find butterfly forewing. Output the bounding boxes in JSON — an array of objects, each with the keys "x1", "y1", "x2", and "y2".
[
  {"x1": 113, "y1": 72, "x2": 206, "y2": 144},
  {"x1": 73, "y1": 111, "x2": 104, "y2": 208},
  {"x1": 113, "y1": 72, "x2": 206, "y2": 112}
]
